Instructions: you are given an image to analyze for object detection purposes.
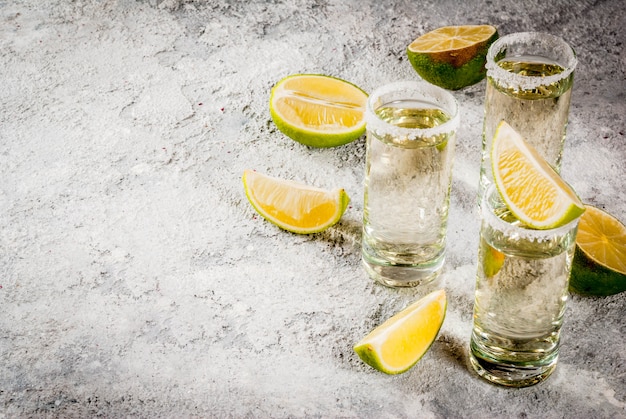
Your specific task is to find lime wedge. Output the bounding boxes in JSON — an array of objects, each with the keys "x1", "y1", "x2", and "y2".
[
  {"x1": 570, "y1": 205, "x2": 626, "y2": 296},
  {"x1": 354, "y1": 290, "x2": 447, "y2": 375},
  {"x1": 407, "y1": 25, "x2": 498, "y2": 90},
  {"x1": 491, "y1": 120, "x2": 585, "y2": 229},
  {"x1": 482, "y1": 238, "x2": 505, "y2": 278},
  {"x1": 242, "y1": 170, "x2": 349, "y2": 234}
]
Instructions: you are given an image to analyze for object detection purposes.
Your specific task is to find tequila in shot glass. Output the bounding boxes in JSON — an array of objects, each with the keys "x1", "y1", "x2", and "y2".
[
  {"x1": 478, "y1": 32, "x2": 577, "y2": 199},
  {"x1": 362, "y1": 81, "x2": 460, "y2": 287},
  {"x1": 469, "y1": 185, "x2": 581, "y2": 387}
]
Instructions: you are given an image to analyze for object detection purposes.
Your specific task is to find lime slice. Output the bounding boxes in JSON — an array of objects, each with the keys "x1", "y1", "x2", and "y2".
[
  {"x1": 570, "y1": 205, "x2": 626, "y2": 296},
  {"x1": 482, "y1": 238, "x2": 505, "y2": 278},
  {"x1": 491, "y1": 120, "x2": 585, "y2": 229},
  {"x1": 353, "y1": 289, "x2": 447, "y2": 375},
  {"x1": 242, "y1": 170, "x2": 350, "y2": 234},
  {"x1": 269, "y1": 74, "x2": 368, "y2": 147},
  {"x1": 407, "y1": 25, "x2": 498, "y2": 90}
]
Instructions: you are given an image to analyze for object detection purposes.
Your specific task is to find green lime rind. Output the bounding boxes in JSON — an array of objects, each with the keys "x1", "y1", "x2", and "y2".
[
  {"x1": 570, "y1": 245, "x2": 626, "y2": 296},
  {"x1": 269, "y1": 74, "x2": 368, "y2": 148},
  {"x1": 407, "y1": 52, "x2": 488, "y2": 90},
  {"x1": 353, "y1": 343, "x2": 392, "y2": 373},
  {"x1": 336, "y1": 190, "x2": 351, "y2": 226}
]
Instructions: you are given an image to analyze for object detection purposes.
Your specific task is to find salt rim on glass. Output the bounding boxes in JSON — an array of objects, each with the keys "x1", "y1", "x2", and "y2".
[
  {"x1": 485, "y1": 32, "x2": 578, "y2": 92},
  {"x1": 364, "y1": 80, "x2": 460, "y2": 142}
]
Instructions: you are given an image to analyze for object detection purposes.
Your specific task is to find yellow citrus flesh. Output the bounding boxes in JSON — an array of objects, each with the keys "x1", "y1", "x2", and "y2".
[
  {"x1": 353, "y1": 290, "x2": 447, "y2": 374},
  {"x1": 269, "y1": 74, "x2": 368, "y2": 147},
  {"x1": 407, "y1": 25, "x2": 498, "y2": 90},
  {"x1": 570, "y1": 205, "x2": 626, "y2": 295},
  {"x1": 242, "y1": 170, "x2": 349, "y2": 234},
  {"x1": 409, "y1": 25, "x2": 497, "y2": 55},
  {"x1": 491, "y1": 120, "x2": 585, "y2": 229},
  {"x1": 577, "y1": 206, "x2": 626, "y2": 274}
]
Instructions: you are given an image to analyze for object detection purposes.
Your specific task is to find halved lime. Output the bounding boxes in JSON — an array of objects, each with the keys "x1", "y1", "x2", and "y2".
[
  {"x1": 269, "y1": 74, "x2": 368, "y2": 147},
  {"x1": 407, "y1": 25, "x2": 498, "y2": 90},
  {"x1": 570, "y1": 205, "x2": 626, "y2": 296}
]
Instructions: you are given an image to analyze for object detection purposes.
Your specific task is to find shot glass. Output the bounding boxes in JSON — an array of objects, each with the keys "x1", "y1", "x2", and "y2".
[
  {"x1": 478, "y1": 32, "x2": 577, "y2": 200},
  {"x1": 469, "y1": 185, "x2": 581, "y2": 387},
  {"x1": 361, "y1": 81, "x2": 460, "y2": 288}
]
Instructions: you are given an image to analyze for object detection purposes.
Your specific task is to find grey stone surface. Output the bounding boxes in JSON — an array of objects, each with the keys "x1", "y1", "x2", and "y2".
[{"x1": 1, "y1": 0, "x2": 624, "y2": 417}]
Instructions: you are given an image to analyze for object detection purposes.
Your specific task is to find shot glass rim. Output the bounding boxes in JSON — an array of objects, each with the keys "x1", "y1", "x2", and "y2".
[
  {"x1": 364, "y1": 80, "x2": 460, "y2": 141},
  {"x1": 485, "y1": 31, "x2": 578, "y2": 92},
  {"x1": 481, "y1": 184, "x2": 581, "y2": 240}
]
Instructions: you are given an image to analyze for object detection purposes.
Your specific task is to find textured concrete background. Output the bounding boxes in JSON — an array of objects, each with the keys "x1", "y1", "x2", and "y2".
[{"x1": 1, "y1": 0, "x2": 624, "y2": 417}]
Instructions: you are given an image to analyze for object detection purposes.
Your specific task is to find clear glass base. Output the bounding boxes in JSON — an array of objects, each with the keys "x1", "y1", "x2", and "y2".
[
  {"x1": 362, "y1": 252, "x2": 444, "y2": 288},
  {"x1": 469, "y1": 332, "x2": 559, "y2": 387}
]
